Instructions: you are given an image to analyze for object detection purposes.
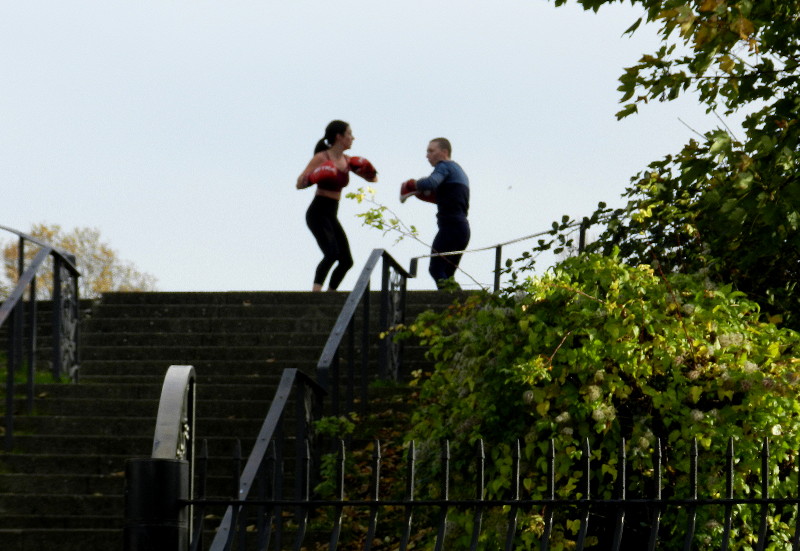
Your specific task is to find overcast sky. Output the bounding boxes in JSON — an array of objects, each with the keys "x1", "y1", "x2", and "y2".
[{"x1": 2, "y1": 1, "x2": 740, "y2": 292}]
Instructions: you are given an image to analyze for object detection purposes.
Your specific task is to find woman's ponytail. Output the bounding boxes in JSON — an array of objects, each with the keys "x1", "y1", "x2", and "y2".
[{"x1": 314, "y1": 138, "x2": 329, "y2": 154}]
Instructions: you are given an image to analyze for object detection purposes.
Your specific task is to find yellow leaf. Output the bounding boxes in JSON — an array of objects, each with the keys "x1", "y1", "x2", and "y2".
[
  {"x1": 536, "y1": 400, "x2": 550, "y2": 416},
  {"x1": 731, "y1": 17, "x2": 754, "y2": 40},
  {"x1": 719, "y1": 55, "x2": 735, "y2": 74},
  {"x1": 719, "y1": 390, "x2": 734, "y2": 401},
  {"x1": 699, "y1": 0, "x2": 719, "y2": 12}
]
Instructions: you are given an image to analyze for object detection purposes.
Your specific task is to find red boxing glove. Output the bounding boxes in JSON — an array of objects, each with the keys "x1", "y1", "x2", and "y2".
[
  {"x1": 399, "y1": 179, "x2": 417, "y2": 203},
  {"x1": 349, "y1": 156, "x2": 377, "y2": 180},
  {"x1": 400, "y1": 179, "x2": 437, "y2": 204},
  {"x1": 417, "y1": 189, "x2": 437, "y2": 204},
  {"x1": 308, "y1": 161, "x2": 338, "y2": 186}
]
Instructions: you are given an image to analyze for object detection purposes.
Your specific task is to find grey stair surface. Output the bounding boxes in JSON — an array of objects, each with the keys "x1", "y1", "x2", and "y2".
[{"x1": 0, "y1": 290, "x2": 460, "y2": 551}]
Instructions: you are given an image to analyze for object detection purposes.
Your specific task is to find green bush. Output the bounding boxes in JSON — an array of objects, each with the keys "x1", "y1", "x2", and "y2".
[{"x1": 404, "y1": 252, "x2": 800, "y2": 549}]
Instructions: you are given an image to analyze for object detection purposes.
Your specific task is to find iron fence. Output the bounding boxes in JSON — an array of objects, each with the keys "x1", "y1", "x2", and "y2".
[{"x1": 126, "y1": 431, "x2": 800, "y2": 551}]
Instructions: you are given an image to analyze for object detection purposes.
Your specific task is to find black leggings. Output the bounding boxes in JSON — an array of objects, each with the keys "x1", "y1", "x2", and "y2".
[{"x1": 306, "y1": 195, "x2": 353, "y2": 290}]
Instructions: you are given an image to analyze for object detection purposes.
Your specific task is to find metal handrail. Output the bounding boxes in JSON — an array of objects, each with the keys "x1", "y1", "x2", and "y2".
[
  {"x1": 152, "y1": 365, "x2": 197, "y2": 461},
  {"x1": 1, "y1": 225, "x2": 81, "y2": 451},
  {"x1": 316, "y1": 248, "x2": 411, "y2": 415},
  {"x1": 207, "y1": 368, "x2": 325, "y2": 551}
]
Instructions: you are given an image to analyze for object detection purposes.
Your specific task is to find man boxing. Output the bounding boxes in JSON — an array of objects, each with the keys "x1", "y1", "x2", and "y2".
[{"x1": 400, "y1": 138, "x2": 470, "y2": 289}]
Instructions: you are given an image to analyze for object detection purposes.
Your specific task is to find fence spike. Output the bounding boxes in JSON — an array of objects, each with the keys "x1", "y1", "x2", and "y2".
[
  {"x1": 290, "y1": 440, "x2": 312, "y2": 551},
  {"x1": 794, "y1": 439, "x2": 800, "y2": 550},
  {"x1": 541, "y1": 439, "x2": 555, "y2": 551},
  {"x1": 433, "y1": 440, "x2": 450, "y2": 551},
  {"x1": 756, "y1": 438, "x2": 770, "y2": 551},
  {"x1": 681, "y1": 438, "x2": 698, "y2": 551},
  {"x1": 399, "y1": 441, "x2": 416, "y2": 551},
  {"x1": 611, "y1": 438, "x2": 627, "y2": 551},
  {"x1": 647, "y1": 438, "x2": 662, "y2": 551},
  {"x1": 721, "y1": 437, "x2": 734, "y2": 551},
  {"x1": 364, "y1": 439, "x2": 382, "y2": 551},
  {"x1": 504, "y1": 440, "x2": 521, "y2": 551},
  {"x1": 575, "y1": 438, "x2": 591, "y2": 550},
  {"x1": 469, "y1": 439, "x2": 486, "y2": 551},
  {"x1": 328, "y1": 439, "x2": 346, "y2": 550}
]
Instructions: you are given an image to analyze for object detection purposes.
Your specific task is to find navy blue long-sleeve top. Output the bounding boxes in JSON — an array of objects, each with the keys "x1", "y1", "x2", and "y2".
[{"x1": 415, "y1": 160, "x2": 470, "y2": 223}]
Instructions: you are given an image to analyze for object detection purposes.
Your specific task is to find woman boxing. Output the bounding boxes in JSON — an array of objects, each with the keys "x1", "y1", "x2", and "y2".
[{"x1": 297, "y1": 120, "x2": 378, "y2": 291}]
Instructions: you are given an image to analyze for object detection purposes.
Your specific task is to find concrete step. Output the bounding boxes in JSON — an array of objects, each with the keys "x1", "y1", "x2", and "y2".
[
  {"x1": 80, "y1": 331, "x2": 332, "y2": 348},
  {"x1": 10, "y1": 434, "x2": 154, "y2": 456},
  {"x1": 14, "y1": 415, "x2": 265, "y2": 438},
  {"x1": 0, "y1": 451, "x2": 298, "y2": 478},
  {"x1": 0, "y1": 453, "x2": 129, "y2": 476},
  {"x1": 0, "y1": 493, "x2": 122, "y2": 516},
  {"x1": 85, "y1": 303, "x2": 348, "y2": 321},
  {"x1": 0, "y1": 473, "x2": 123, "y2": 496},
  {"x1": 8, "y1": 434, "x2": 288, "y2": 463},
  {"x1": 0, "y1": 289, "x2": 455, "y2": 551},
  {"x1": 80, "y1": 360, "x2": 312, "y2": 377},
  {"x1": 81, "y1": 316, "x2": 339, "y2": 334},
  {"x1": 81, "y1": 345, "x2": 324, "y2": 362},
  {"x1": 0, "y1": 528, "x2": 119, "y2": 551},
  {"x1": 24, "y1": 397, "x2": 271, "y2": 418},
  {"x1": 0, "y1": 515, "x2": 119, "y2": 529},
  {"x1": 31, "y1": 381, "x2": 290, "y2": 401},
  {"x1": 95, "y1": 290, "x2": 349, "y2": 306}
]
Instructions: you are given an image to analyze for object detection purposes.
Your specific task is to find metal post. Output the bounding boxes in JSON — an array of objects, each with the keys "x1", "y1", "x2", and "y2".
[
  {"x1": 16, "y1": 236, "x2": 24, "y2": 282},
  {"x1": 361, "y1": 283, "x2": 370, "y2": 413},
  {"x1": 26, "y1": 276, "x2": 37, "y2": 413},
  {"x1": 68, "y1": 255, "x2": 81, "y2": 382},
  {"x1": 494, "y1": 245, "x2": 502, "y2": 292},
  {"x1": 51, "y1": 255, "x2": 63, "y2": 380},
  {"x1": 379, "y1": 261, "x2": 389, "y2": 379},
  {"x1": 124, "y1": 458, "x2": 190, "y2": 551},
  {"x1": 4, "y1": 309, "x2": 16, "y2": 451},
  {"x1": 579, "y1": 220, "x2": 588, "y2": 253}
]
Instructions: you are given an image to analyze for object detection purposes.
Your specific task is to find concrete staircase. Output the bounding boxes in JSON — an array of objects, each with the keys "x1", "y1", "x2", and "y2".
[{"x1": 0, "y1": 290, "x2": 456, "y2": 551}]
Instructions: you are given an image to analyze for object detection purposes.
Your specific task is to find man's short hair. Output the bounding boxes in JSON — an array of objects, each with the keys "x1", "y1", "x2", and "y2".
[{"x1": 430, "y1": 137, "x2": 452, "y2": 156}]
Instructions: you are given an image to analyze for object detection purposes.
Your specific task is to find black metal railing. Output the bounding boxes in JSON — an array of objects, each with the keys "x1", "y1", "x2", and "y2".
[
  {"x1": 316, "y1": 248, "x2": 411, "y2": 415},
  {"x1": 129, "y1": 427, "x2": 800, "y2": 550},
  {"x1": 125, "y1": 250, "x2": 413, "y2": 550},
  {"x1": 410, "y1": 218, "x2": 595, "y2": 292},
  {"x1": 1, "y1": 224, "x2": 81, "y2": 451}
]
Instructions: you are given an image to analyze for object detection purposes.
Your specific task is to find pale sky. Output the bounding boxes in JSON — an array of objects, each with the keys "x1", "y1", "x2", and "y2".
[{"x1": 2, "y1": 1, "x2": 739, "y2": 292}]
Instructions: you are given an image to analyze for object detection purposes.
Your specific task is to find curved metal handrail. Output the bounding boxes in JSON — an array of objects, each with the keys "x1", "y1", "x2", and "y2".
[
  {"x1": 316, "y1": 249, "x2": 412, "y2": 414},
  {"x1": 2, "y1": 225, "x2": 81, "y2": 451},
  {"x1": 151, "y1": 365, "x2": 196, "y2": 548},
  {"x1": 152, "y1": 365, "x2": 196, "y2": 461},
  {"x1": 0, "y1": 224, "x2": 80, "y2": 272}
]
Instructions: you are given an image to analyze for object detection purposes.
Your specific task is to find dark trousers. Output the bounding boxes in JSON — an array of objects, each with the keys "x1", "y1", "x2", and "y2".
[
  {"x1": 429, "y1": 218, "x2": 470, "y2": 288},
  {"x1": 306, "y1": 196, "x2": 353, "y2": 290}
]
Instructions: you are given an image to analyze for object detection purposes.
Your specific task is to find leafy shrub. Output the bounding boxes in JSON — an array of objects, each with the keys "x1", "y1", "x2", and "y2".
[{"x1": 404, "y1": 252, "x2": 800, "y2": 549}]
